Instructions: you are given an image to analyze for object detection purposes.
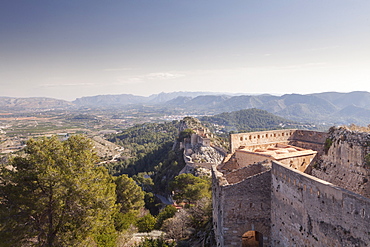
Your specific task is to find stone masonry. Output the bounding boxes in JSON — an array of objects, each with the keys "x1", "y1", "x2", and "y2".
[{"x1": 212, "y1": 128, "x2": 370, "y2": 247}]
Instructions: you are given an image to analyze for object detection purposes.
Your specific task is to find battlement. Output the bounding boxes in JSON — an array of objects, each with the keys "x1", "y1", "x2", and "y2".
[{"x1": 230, "y1": 129, "x2": 327, "y2": 154}]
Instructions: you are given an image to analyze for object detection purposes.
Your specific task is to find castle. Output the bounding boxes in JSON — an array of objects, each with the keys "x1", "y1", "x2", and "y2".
[{"x1": 212, "y1": 128, "x2": 370, "y2": 246}]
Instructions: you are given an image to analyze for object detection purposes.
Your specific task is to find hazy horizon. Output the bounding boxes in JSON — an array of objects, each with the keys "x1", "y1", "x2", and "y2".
[{"x1": 1, "y1": 1, "x2": 370, "y2": 101}]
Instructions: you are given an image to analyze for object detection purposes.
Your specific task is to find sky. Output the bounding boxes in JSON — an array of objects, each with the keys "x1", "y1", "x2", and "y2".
[{"x1": 1, "y1": 0, "x2": 370, "y2": 101}]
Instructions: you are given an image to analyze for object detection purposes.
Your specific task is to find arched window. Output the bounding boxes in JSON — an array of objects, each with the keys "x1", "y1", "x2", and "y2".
[{"x1": 242, "y1": 231, "x2": 263, "y2": 247}]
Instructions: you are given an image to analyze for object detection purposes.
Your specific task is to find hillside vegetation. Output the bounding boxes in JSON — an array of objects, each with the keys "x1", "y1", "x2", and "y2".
[
  {"x1": 200, "y1": 108, "x2": 298, "y2": 133},
  {"x1": 106, "y1": 121, "x2": 181, "y2": 177}
]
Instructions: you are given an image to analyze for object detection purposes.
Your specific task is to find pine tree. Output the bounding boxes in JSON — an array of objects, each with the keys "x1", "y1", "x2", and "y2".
[
  {"x1": 114, "y1": 174, "x2": 145, "y2": 214},
  {"x1": 0, "y1": 135, "x2": 117, "y2": 247}
]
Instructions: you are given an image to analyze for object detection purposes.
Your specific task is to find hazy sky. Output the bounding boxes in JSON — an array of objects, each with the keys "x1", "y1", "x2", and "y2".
[{"x1": 1, "y1": 0, "x2": 370, "y2": 101}]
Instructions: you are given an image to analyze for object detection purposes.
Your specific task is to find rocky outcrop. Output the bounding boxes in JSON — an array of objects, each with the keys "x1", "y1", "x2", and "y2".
[
  {"x1": 186, "y1": 144, "x2": 224, "y2": 164},
  {"x1": 312, "y1": 126, "x2": 370, "y2": 198},
  {"x1": 181, "y1": 144, "x2": 225, "y2": 177}
]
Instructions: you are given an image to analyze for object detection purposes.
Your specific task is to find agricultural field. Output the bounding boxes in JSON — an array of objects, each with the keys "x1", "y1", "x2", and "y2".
[{"x1": 0, "y1": 108, "x2": 185, "y2": 156}]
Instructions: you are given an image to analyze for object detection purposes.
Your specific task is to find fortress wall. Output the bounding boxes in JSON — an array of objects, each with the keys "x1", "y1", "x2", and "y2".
[
  {"x1": 230, "y1": 129, "x2": 327, "y2": 154},
  {"x1": 290, "y1": 130, "x2": 327, "y2": 145},
  {"x1": 230, "y1": 129, "x2": 295, "y2": 153},
  {"x1": 289, "y1": 140, "x2": 325, "y2": 156},
  {"x1": 224, "y1": 162, "x2": 271, "y2": 184},
  {"x1": 271, "y1": 161, "x2": 370, "y2": 247},
  {"x1": 312, "y1": 127, "x2": 370, "y2": 198},
  {"x1": 219, "y1": 150, "x2": 272, "y2": 172},
  {"x1": 212, "y1": 167, "x2": 272, "y2": 247},
  {"x1": 233, "y1": 149, "x2": 316, "y2": 173},
  {"x1": 235, "y1": 150, "x2": 270, "y2": 167},
  {"x1": 325, "y1": 137, "x2": 366, "y2": 165},
  {"x1": 234, "y1": 142, "x2": 289, "y2": 152},
  {"x1": 289, "y1": 130, "x2": 327, "y2": 156},
  {"x1": 212, "y1": 166, "x2": 226, "y2": 247},
  {"x1": 277, "y1": 154, "x2": 316, "y2": 173}
]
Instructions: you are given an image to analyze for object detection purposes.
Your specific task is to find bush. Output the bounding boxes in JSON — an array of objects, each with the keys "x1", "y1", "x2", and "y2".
[
  {"x1": 178, "y1": 129, "x2": 195, "y2": 141},
  {"x1": 135, "y1": 237, "x2": 176, "y2": 247},
  {"x1": 156, "y1": 205, "x2": 177, "y2": 229},
  {"x1": 137, "y1": 214, "x2": 156, "y2": 232},
  {"x1": 95, "y1": 224, "x2": 117, "y2": 247},
  {"x1": 324, "y1": 138, "x2": 333, "y2": 154},
  {"x1": 114, "y1": 211, "x2": 138, "y2": 231},
  {"x1": 365, "y1": 153, "x2": 370, "y2": 168}
]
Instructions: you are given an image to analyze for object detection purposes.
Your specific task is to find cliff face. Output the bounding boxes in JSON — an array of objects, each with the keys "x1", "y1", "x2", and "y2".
[{"x1": 312, "y1": 127, "x2": 370, "y2": 198}]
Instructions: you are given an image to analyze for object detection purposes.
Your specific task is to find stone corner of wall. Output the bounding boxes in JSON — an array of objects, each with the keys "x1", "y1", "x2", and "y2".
[{"x1": 212, "y1": 164, "x2": 229, "y2": 186}]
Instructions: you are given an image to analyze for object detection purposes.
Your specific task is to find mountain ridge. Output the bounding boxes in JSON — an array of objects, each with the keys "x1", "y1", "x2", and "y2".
[{"x1": 1, "y1": 91, "x2": 370, "y2": 125}]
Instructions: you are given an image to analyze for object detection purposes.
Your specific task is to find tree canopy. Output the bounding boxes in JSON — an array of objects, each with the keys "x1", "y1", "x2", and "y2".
[
  {"x1": 170, "y1": 173, "x2": 211, "y2": 204},
  {"x1": 114, "y1": 174, "x2": 145, "y2": 214},
  {"x1": 0, "y1": 135, "x2": 117, "y2": 247},
  {"x1": 200, "y1": 108, "x2": 296, "y2": 133},
  {"x1": 106, "y1": 122, "x2": 180, "y2": 176}
]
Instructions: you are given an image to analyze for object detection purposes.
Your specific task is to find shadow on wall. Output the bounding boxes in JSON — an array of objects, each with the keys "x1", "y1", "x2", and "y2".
[{"x1": 242, "y1": 231, "x2": 263, "y2": 247}]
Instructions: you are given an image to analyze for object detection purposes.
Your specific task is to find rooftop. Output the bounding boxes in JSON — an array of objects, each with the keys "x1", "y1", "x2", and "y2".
[{"x1": 237, "y1": 143, "x2": 317, "y2": 160}]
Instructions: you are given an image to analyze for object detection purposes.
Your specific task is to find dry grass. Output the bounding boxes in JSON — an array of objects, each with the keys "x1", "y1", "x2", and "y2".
[{"x1": 345, "y1": 124, "x2": 370, "y2": 133}]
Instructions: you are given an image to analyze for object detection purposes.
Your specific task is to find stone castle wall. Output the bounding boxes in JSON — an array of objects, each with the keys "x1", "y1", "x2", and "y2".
[
  {"x1": 213, "y1": 161, "x2": 370, "y2": 247},
  {"x1": 289, "y1": 130, "x2": 328, "y2": 156},
  {"x1": 271, "y1": 161, "x2": 370, "y2": 246},
  {"x1": 224, "y1": 162, "x2": 271, "y2": 185},
  {"x1": 235, "y1": 150, "x2": 271, "y2": 167},
  {"x1": 212, "y1": 166, "x2": 272, "y2": 246},
  {"x1": 213, "y1": 128, "x2": 370, "y2": 247},
  {"x1": 276, "y1": 154, "x2": 315, "y2": 173},
  {"x1": 312, "y1": 127, "x2": 370, "y2": 198},
  {"x1": 230, "y1": 129, "x2": 327, "y2": 154},
  {"x1": 232, "y1": 150, "x2": 315, "y2": 173},
  {"x1": 230, "y1": 129, "x2": 295, "y2": 153}
]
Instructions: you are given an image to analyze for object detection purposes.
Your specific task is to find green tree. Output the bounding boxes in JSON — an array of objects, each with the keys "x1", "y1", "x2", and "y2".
[
  {"x1": 132, "y1": 172, "x2": 154, "y2": 191},
  {"x1": 144, "y1": 192, "x2": 162, "y2": 216},
  {"x1": 178, "y1": 128, "x2": 195, "y2": 141},
  {"x1": 155, "y1": 205, "x2": 177, "y2": 229},
  {"x1": 0, "y1": 135, "x2": 117, "y2": 247},
  {"x1": 136, "y1": 214, "x2": 156, "y2": 232},
  {"x1": 170, "y1": 174, "x2": 211, "y2": 204},
  {"x1": 113, "y1": 211, "x2": 138, "y2": 231},
  {"x1": 114, "y1": 174, "x2": 145, "y2": 214}
]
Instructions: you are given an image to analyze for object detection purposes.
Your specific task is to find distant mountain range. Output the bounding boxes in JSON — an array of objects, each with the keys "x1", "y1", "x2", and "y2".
[
  {"x1": 0, "y1": 97, "x2": 73, "y2": 111},
  {"x1": 1, "y1": 91, "x2": 370, "y2": 125}
]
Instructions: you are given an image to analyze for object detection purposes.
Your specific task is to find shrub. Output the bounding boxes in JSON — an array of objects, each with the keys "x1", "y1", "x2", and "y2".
[
  {"x1": 365, "y1": 153, "x2": 370, "y2": 168},
  {"x1": 324, "y1": 138, "x2": 333, "y2": 154},
  {"x1": 135, "y1": 237, "x2": 176, "y2": 247},
  {"x1": 155, "y1": 205, "x2": 177, "y2": 229},
  {"x1": 137, "y1": 214, "x2": 156, "y2": 232},
  {"x1": 114, "y1": 211, "x2": 138, "y2": 231}
]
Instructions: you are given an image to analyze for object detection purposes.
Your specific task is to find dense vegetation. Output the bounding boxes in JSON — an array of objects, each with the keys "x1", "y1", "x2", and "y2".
[
  {"x1": 0, "y1": 136, "x2": 118, "y2": 246},
  {"x1": 105, "y1": 121, "x2": 188, "y2": 200},
  {"x1": 0, "y1": 115, "x2": 229, "y2": 246},
  {"x1": 200, "y1": 108, "x2": 297, "y2": 133},
  {"x1": 0, "y1": 135, "x2": 213, "y2": 246},
  {"x1": 102, "y1": 118, "x2": 216, "y2": 246},
  {"x1": 106, "y1": 121, "x2": 180, "y2": 176}
]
